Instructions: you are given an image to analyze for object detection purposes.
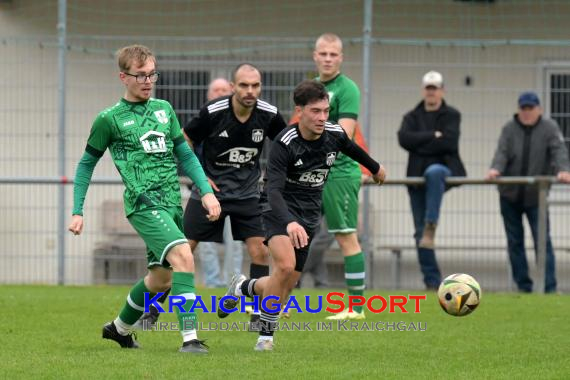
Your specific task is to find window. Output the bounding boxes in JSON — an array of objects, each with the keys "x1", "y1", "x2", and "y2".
[
  {"x1": 261, "y1": 71, "x2": 310, "y2": 122},
  {"x1": 155, "y1": 70, "x2": 210, "y2": 128},
  {"x1": 156, "y1": 69, "x2": 309, "y2": 126},
  {"x1": 548, "y1": 72, "x2": 570, "y2": 158},
  {"x1": 155, "y1": 68, "x2": 309, "y2": 173}
]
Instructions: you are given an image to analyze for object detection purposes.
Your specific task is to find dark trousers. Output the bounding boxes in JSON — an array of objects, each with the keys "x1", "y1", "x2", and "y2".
[
  {"x1": 407, "y1": 164, "x2": 450, "y2": 288},
  {"x1": 499, "y1": 197, "x2": 556, "y2": 293}
]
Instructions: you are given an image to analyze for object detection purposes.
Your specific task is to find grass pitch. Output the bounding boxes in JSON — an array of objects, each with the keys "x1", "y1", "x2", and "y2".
[{"x1": 1, "y1": 285, "x2": 568, "y2": 379}]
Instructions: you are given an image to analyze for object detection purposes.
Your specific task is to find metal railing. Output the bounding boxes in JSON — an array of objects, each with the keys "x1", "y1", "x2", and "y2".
[
  {"x1": 0, "y1": 175, "x2": 567, "y2": 292},
  {"x1": 362, "y1": 176, "x2": 568, "y2": 293}
]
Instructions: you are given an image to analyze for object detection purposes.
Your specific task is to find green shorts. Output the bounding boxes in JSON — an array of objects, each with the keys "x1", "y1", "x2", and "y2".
[
  {"x1": 322, "y1": 176, "x2": 361, "y2": 234},
  {"x1": 127, "y1": 206, "x2": 187, "y2": 268}
]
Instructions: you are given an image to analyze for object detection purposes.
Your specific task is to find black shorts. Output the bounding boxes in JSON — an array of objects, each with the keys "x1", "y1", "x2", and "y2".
[
  {"x1": 262, "y1": 211, "x2": 315, "y2": 273},
  {"x1": 184, "y1": 197, "x2": 264, "y2": 243}
]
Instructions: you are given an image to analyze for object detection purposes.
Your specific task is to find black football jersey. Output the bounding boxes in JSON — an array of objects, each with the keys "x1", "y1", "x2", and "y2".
[
  {"x1": 265, "y1": 122, "x2": 380, "y2": 230},
  {"x1": 184, "y1": 95, "x2": 287, "y2": 200}
]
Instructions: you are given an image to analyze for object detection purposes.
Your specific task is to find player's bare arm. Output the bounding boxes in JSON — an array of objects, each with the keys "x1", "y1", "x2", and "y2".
[{"x1": 338, "y1": 117, "x2": 357, "y2": 139}]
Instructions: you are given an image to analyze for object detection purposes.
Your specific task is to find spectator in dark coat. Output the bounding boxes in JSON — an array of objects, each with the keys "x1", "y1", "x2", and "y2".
[{"x1": 398, "y1": 71, "x2": 466, "y2": 289}]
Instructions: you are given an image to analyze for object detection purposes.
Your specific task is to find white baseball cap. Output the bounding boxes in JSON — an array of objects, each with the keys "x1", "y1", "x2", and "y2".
[{"x1": 422, "y1": 71, "x2": 443, "y2": 88}]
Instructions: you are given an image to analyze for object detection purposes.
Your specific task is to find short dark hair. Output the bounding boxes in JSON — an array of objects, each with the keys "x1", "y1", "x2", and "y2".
[
  {"x1": 293, "y1": 80, "x2": 329, "y2": 106},
  {"x1": 231, "y1": 63, "x2": 261, "y2": 82}
]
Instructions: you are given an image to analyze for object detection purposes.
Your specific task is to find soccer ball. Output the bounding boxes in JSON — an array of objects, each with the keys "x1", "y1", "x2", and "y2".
[{"x1": 437, "y1": 273, "x2": 481, "y2": 317}]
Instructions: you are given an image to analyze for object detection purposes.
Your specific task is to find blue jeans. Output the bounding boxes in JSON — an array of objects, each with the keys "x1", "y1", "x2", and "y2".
[
  {"x1": 199, "y1": 217, "x2": 244, "y2": 288},
  {"x1": 499, "y1": 197, "x2": 556, "y2": 293},
  {"x1": 408, "y1": 164, "x2": 451, "y2": 287}
]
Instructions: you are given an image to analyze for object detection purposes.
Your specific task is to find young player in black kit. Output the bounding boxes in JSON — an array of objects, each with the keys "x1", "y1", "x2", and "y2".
[{"x1": 219, "y1": 80, "x2": 386, "y2": 351}]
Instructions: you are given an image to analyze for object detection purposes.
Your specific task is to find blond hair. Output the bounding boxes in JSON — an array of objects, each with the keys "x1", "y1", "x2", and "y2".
[
  {"x1": 116, "y1": 44, "x2": 155, "y2": 71},
  {"x1": 315, "y1": 33, "x2": 343, "y2": 51}
]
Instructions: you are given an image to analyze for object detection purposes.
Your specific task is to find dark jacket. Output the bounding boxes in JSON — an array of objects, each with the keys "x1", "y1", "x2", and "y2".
[
  {"x1": 398, "y1": 100, "x2": 467, "y2": 187},
  {"x1": 490, "y1": 115, "x2": 570, "y2": 207}
]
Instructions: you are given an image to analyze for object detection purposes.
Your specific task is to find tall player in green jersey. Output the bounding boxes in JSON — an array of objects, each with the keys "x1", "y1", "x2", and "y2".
[
  {"x1": 68, "y1": 45, "x2": 221, "y2": 353},
  {"x1": 313, "y1": 33, "x2": 368, "y2": 320}
]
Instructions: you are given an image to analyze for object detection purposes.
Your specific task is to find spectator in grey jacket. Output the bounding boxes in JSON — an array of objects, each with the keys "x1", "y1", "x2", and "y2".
[{"x1": 486, "y1": 91, "x2": 570, "y2": 293}]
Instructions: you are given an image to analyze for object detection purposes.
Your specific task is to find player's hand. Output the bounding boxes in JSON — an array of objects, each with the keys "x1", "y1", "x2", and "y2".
[
  {"x1": 207, "y1": 177, "x2": 220, "y2": 192},
  {"x1": 372, "y1": 164, "x2": 386, "y2": 185},
  {"x1": 287, "y1": 222, "x2": 308, "y2": 249},
  {"x1": 201, "y1": 193, "x2": 221, "y2": 221},
  {"x1": 68, "y1": 215, "x2": 84, "y2": 235},
  {"x1": 486, "y1": 169, "x2": 501, "y2": 180},
  {"x1": 557, "y1": 171, "x2": 570, "y2": 183},
  {"x1": 360, "y1": 174, "x2": 372, "y2": 184}
]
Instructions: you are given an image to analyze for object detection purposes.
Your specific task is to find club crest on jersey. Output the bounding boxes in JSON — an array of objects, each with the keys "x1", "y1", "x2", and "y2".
[
  {"x1": 140, "y1": 131, "x2": 167, "y2": 153},
  {"x1": 154, "y1": 110, "x2": 169, "y2": 124},
  {"x1": 326, "y1": 152, "x2": 337, "y2": 166},
  {"x1": 252, "y1": 129, "x2": 264, "y2": 143}
]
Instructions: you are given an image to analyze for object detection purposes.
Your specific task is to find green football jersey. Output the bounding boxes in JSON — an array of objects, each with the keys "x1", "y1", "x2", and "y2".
[
  {"x1": 318, "y1": 73, "x2": 361, "y2": 179},
  {"x1": 86, "y1": 98, "x2": 186, "y2": 216}
]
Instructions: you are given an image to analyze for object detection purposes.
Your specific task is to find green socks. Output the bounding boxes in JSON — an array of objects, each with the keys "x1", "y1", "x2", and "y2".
[
  {"x1": 172, "y1": 271, "x2": 198, "y2": 342},
  {"x1": 344, "y1": 253, "x2": 366, "y2": 313},
  {"x1": 117, "y1": 278, "x2": 154, "y2": 326}
]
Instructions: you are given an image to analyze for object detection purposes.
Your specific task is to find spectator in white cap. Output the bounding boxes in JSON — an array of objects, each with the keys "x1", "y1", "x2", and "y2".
[
  {"x1": 397, "y1": 70, "x2": 466, "y2": 289},
  {"x1": 486, "y1": 91, "x2": 570, "y2": 293}
]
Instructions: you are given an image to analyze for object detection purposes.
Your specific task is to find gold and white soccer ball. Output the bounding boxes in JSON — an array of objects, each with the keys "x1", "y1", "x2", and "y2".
[{"x1": 437, "y1": 273, "x2": 481, "y2": 317}]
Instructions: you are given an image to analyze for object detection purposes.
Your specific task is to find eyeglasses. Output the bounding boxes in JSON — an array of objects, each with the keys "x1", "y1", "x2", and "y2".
[{"x1": 123, "y1": 72, "x2": 160, "y2": 84}]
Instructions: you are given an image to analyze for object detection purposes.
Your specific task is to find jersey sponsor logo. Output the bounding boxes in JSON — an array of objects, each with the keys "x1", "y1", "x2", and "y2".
[
  {"x1": 218, "y1": 147, "x2": 259, "y2": 165},
  {"x1": 153, "y1": 110, "x2": 169, "y2": 124},
  {"x1": 296, "y1": 169, "x2": 330, "y2": 186},
  {"x1": 123, "y1": 120, "x2": 135, "y2": 127},
  {"x1": 218, "y1": 130, "x2": 229, "y2": 138},
  {"x1": 294, "y1": 159, "x2": 303, "y2": 167},
  {"x1": 140, "y1": 131, "x2": 167, "y2": 153},
  {"x1": 252, "y1": 129, "x2": 264, "y2": 143},
  {"x1": 326, "y1": 152, "x2": 337, "y2": 166}
]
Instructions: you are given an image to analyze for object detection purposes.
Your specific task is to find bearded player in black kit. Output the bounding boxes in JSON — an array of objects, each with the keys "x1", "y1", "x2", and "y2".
[
  {"x1": 219, "y1": 80, "x2": 386, "y2": 351},
  {"x1": 183, "y1": 63, "x2": 287, "y2": 324}
]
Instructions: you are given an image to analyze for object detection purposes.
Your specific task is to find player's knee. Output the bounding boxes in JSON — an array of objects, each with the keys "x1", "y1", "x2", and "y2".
[
  {"x1": 274, "y1": 263, "x2": 295, "y2": 279},
  {"x1": 166, "y1": 243, "x2": 195, "y2": 272}
]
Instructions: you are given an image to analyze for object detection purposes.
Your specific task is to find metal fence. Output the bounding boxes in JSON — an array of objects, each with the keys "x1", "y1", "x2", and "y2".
[
  {"x1": 1, "y1": 0, "x2": 570, "y2": 291},
  {"x1": 1, "y1": 176, "x2": 568, "y2": 293}
]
